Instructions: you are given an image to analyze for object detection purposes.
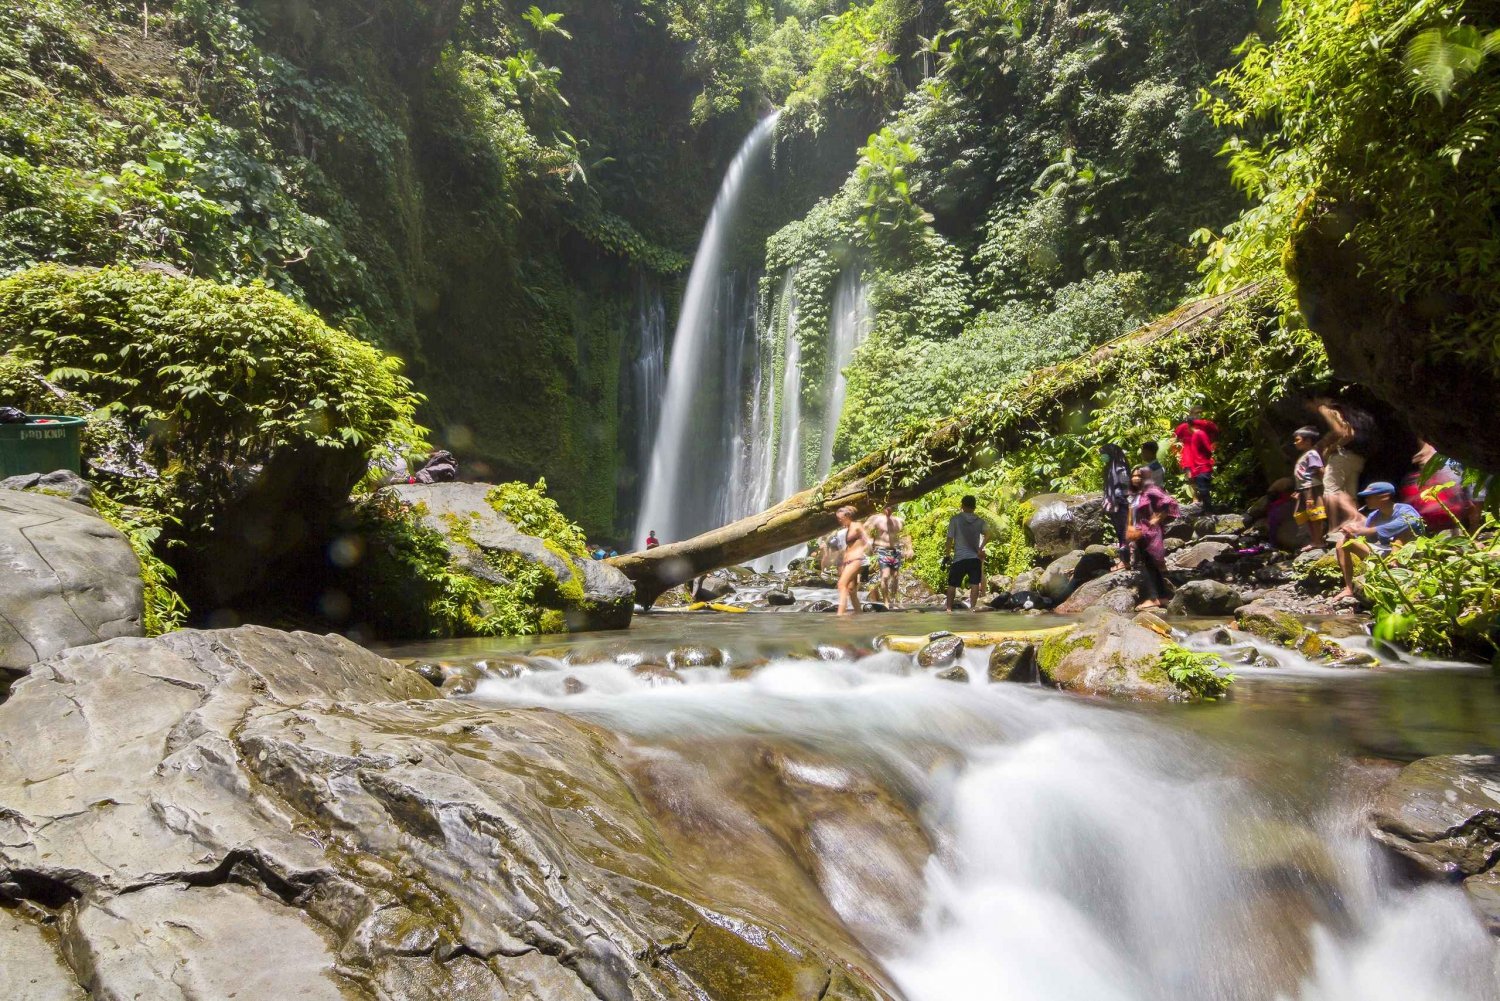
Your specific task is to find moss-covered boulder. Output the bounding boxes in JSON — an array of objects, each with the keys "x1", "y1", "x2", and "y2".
[
  {"x1": 389, "y1": 482, "x2": 634, "y2": 632},
  {"x1": 1037, "y1": 613, "x2": 1230, "y2": 702}
]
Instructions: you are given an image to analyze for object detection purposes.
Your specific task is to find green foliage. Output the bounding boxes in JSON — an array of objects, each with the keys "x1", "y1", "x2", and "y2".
[
  {"x1": 0, "y1": 265, "x2": 426, "y2": 526},
  {"x1": 1200, "y1": 0, "x2": 1500, "y2": 373},
  {"x1": 854, "y1": 125, "x2": 934, "y2": 254},
  {"x1": 486, "y1": 478, "x2": 588, "y2": 558},
  {"x1": 91, "y1": 492, "x2": 189, "y2": 637},
  {"x1": 351, "y1": 492, "x2": 557, "y2": 639},
  {"x1": 898, "y1": 479, "x2": 1036, "y2": 592},
  {"x1": 1159, "y1": 644, "x2": 1235, "y2": 700},
  {"x1": 1365, "y1": 516, "x2": 1500, "y2": 662}
]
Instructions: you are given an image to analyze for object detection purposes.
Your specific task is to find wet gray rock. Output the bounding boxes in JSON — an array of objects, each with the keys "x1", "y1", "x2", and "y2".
[
  {"x1": 1169, "y1": 540, "x2": 1232, "y2": 572},
  {"x1": 1371, "y1": 754, "x2": 1500, "y2": 930},
  {"x1": 630, "y1": 663, "x2": 686, "y2": 686},
  {"x1": 988, "y1": 641, "x2": 1039, "y2": 683},
  {"x1": 692, "y1": 578, "x2": 736, "y2": 602},
  {"x1": 765, "y1": 587, "x2": 796, "y2": 606},
  {"x1": 1055, "y1": 570, "x2": 1138, "y2": 615},
  {"x1": 1038, "y1": 546, "x2": 1116, "y2": 604},
  {"x1": 389, "y1": 482, "x2": 635, "y2": 632},
  {"x1": 667, "y1": 643, "x2": 725, "y2": 670},
  {"x1": 1169, "y1": 580, "x2": 1246, "y2": 617},
  {"x1": 935, "y1": 665, "x2": 969, "y2": 683},
  {"x1": 916, "y1": 635, "x2": 964, "y2": 669},
  {"x1": 0, "y1": 488, "x2": 143, "y2": 672},
  {"x1": 1025, "y1": 495, "x2": 1111, "y2": 560},
  {"x1": 0, "y1": 627, "x2": 894, "y2": 1001},
  {"x1": 1, "y1": 469, "x2": 94, "y2": 507}
]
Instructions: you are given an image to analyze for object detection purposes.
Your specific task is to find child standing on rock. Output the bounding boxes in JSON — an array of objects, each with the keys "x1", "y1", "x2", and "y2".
[{"x1": 1292, "y1": 426, "x2": 1328, "y2": 551}]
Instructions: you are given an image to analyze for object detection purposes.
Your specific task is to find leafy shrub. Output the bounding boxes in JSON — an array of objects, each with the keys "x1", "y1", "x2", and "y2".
[
  {"x1": 1364, "y1": 518, "x2": 1500, "y2": 663},
  {"x1": 487, "y1": 478, "x2": 588, "y2": 559},
  {"x1": 91, "y1": 493, "x2": 189, "y2": 637},
  {"x1": 1159, "y1": 644, "x2": 1235, "y2": 700},
  {"x1": 0, "y1": 265, "x2": 427, "y2": 526}
]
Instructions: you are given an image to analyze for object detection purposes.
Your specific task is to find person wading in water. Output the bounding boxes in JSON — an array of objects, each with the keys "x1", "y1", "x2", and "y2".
[
  {"x1": 834, "y1": 506, "x2": 869, "y2": 616},
  {"x1": 944, "y1": 495, "x2": 988, "y2": 612},
  {"x1": 866, "y1": 503, "x2": 908, "y2": 609}
]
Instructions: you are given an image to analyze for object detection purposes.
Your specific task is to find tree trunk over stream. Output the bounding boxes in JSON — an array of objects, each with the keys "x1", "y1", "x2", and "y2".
[{"x1": 612, "y1": 283, "x2": 1269, "y2": 607}]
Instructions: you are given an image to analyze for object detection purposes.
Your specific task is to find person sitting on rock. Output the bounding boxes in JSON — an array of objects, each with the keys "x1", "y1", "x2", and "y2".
[
  {"x1": 1292, "y1": 426, "x2": 1328, "y2": 551},
  {"x1": 645, "y1": 531, "x2": 660, "y2": 550},
  {"x1": 1333, "y1": 481, "x2": 1424, "y2": 602},
  {"x1": 1127, "y1": 466, "x2": 1180, "y2": 610}
]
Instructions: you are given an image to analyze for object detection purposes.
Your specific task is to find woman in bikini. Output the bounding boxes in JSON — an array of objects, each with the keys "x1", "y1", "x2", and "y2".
[{"x1": 834, "y1": 505, "x2": 869, "y2": 616}]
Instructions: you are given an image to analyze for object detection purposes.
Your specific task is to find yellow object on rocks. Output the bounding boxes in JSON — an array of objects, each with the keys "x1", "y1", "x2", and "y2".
[{"x1": 878, "y1": 626, "x2": 1073, "y2": 653}]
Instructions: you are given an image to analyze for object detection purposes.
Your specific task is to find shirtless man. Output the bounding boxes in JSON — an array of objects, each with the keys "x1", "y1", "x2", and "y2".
[
  {"x1": 834, "y1": 506, "x2": 869, "y2": 616},
  {"x1": 865, "y1": 504, "x2": 907, "y2": 609}
]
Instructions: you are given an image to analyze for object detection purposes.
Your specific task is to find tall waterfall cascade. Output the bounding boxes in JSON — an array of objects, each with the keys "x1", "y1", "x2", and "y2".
[
  {"x1": 636, "y1": 115, "x2": 779, "y2": 548},
  {"x1": 635, "y1": 114, "x2": 873, "y2": 554},
  {"x1": 629, "y1": 279, "x2": 667, "y2": 483}
]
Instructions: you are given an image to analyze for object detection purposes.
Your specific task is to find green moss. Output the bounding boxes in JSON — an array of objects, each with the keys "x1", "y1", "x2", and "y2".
[{"x1": 1037, "y1": 627, "x2": 1095, "y2": 682}]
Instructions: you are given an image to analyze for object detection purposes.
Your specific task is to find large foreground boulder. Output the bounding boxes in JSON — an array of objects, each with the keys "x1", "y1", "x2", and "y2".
[
  {"x1": 0, "y1": 627, "x2": 894, "y2": 1000},
  {"x1": 1036, "y1": 613, "x2": 1229, "y2": 702},
  {"x1": 390, "y1": 482, "x2": 635, "y2": 631},
  {"x1": 0, "y1": 486, "x2": 143, "y2": 674},
  {"x1": 1371, "y1": 754, "x2": 1500, "y2": 930},
  {"x1": 1025, "y1": 495, "x2": 1112, "y2": 560}
]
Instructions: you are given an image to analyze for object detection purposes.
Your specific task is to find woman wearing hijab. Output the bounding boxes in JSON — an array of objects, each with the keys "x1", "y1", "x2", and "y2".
[
  {"x1": 1128, "y1": 466, "x2": 1180, "y2": 610},
  {"x1": 1101, "y1": 444, "x2": 1133, "y2": 569}
]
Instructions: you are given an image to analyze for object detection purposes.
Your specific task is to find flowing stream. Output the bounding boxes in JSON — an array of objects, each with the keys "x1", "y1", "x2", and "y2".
[{"x1": 395, "y1": 613, "x2": 1500, "y2": 1001}]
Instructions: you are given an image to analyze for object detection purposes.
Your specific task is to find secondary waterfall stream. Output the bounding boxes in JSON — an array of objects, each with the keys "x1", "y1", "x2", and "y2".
[{"x1": 423, "y1": 613, "x2": 1500, "y2": 1001}]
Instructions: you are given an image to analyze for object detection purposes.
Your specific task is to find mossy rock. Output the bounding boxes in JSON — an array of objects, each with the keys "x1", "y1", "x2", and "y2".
[{"x1": 388, "y1": 482, "x2": 635, "y2": 633}]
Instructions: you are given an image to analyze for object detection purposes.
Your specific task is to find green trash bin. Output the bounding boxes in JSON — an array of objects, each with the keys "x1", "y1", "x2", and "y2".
[{"x1": 0, "y1": 415, "x2": 87, "y2": 478}]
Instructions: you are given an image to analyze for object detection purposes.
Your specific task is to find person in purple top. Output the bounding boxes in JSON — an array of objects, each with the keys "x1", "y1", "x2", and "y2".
[
  {"x1": 1127, "y1": 466, "x2": 1180, "y2": 610},
  {"x1": 1334, "y1": 481, "x2": 1424, "y2": 601}
]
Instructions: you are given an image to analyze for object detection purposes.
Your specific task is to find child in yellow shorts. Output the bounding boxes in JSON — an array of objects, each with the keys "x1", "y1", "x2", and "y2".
[{"x1": 1292, "y1": 426, "x2": 1328, "y2": 551}]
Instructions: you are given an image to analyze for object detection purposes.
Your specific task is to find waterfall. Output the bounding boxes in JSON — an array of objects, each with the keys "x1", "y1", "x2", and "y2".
[
  {"x1": 819, "y1": 268, "x2": 872, "y2": 476},
  {"x1": 630, "y1": 279, "x2": 667, "y2": 479},
  {"x1": 773, "y1": 270, "x2": 803, "y2": 504},
  {"x1": 636, "y1": 114, "x2": 779, "y2": 548}
]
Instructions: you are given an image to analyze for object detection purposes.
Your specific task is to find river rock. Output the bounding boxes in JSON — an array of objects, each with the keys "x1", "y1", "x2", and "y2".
[
  {"x1": 1055, "y1": 570, "x2": 1138, "y2": 615},
  {"x1": 1370, "y1": 754, "x2": 1500, "y2": 929},
  {"x1": 0, "y1": 627, "x2": 894, "y2": 1000},
  {"x1": 1037, "y1": 614, "x2": 1185, "y2": 701},
  {"x1": 765, "y1": 587, "x2": 796, "y2": 606},
  {"x1": 935, "y1": 665, "x2": 969, "y2": 683},
  {"x1": 631, "y1": 663, "x2": 686, "y2": 686},
  {"x1": 693, "y1": 578, "x2": 737, "y2": 602},
  {"x1": 1169, "y1": 540, "x2": 1232, "y2": 572},
  {"x1": 1169, "y1": 580, "x2": 1246, "y2": 617},
  {"x1": 388, "y1": 482, "x2": 634, "y2": 632},
  {"x1": 1038, "y1": 546, "x2": 1115, "y2": 604},
  {"x1": 667, "y1": 644, "x2": 725, "y2": 669},
  {"x1": 0, "y1": 488, "x2": 144, "y2": 673},
  {"x1": 1, "y1": 468, "x2": 94, "y2": 507},
  {"x1": 1025, "y1": 494, "x2": 1111, "y2": 560},
  {"x1": 988, "y1": 641, "x2": 1039, "y2": 683},
  {"x1": 916, "y1": 634, "x2": 964, "y2": 669}
]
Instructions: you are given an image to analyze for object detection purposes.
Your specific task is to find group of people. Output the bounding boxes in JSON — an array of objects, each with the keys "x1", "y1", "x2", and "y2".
[{"x1": 827, "y1": 504, "x2": 914, "y2": 616}]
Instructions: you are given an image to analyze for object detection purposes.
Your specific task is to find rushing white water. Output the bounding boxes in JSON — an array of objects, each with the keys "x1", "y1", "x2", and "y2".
[
  {"x1": 470, "y1": 651, "x2": 1500, "y2": 1001},
  {"x1": 636, "y1": 114, "x2": 779, "y2": 548},
  {"x1": 773, "y1": 269, "x2": 804, "y2": 504},
  {"x1": 819, "y1": 268, "x2": 872, "y2": 475},
  {"x1": 630, "y1": 278, "x2": 668, "y2": 476}
]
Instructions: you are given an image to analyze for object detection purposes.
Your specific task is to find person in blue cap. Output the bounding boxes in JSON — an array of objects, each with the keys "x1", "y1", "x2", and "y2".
[{"x1": 1334, "y1": 481, "x2": 1423, "y2": 600}]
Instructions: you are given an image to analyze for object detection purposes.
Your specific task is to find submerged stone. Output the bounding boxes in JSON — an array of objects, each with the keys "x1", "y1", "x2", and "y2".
[{"x1": 667, "y1": 644, "x2": 725, "y2": 669}]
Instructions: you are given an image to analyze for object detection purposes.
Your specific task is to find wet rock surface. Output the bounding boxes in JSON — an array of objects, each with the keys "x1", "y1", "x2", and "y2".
[
  {"x1": 1371, "y1": 755, "x2": 1500, "y2": 930},
  {"x1": 0, "y1": 487, "x2": 144, "y2": 673},
  {"x1": 915, "y1": 634, "x2": 964, "y2": 669},
  {"x1": 1025, "y1": 494, "x2": 1111, "y2": 560},
  {"x1": 1037, "y1": 613, "x2": 1190, "y2": 701},
  {"x1": 1169, "y1": 579, "x2": 1246, "y2": 617},
  {"x1": 0, "y1": 627, "x2": 894, "y2": 1001}
]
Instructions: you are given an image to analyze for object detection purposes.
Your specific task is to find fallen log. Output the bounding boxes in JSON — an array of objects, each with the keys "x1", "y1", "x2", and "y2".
[{"x1": 613, "y1": 283, "x2": 1270, "y2": 607}]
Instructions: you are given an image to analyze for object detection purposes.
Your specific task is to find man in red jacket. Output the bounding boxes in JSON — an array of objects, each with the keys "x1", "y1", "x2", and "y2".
[{"x1": 1172, "y1": 407, "x2": 1219, "y2": 511}]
